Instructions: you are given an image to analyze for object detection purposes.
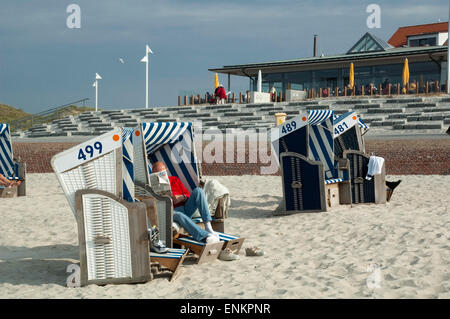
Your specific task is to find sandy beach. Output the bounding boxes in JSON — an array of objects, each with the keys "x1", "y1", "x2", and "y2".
[{"x1": 0, "y1": 173, "x2": 449, "y2": 299}]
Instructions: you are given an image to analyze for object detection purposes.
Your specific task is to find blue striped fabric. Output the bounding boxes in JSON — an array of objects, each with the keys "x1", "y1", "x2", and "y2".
[
  {"x1": 358, "y1": 118, "x2": 369, "y2": 130},
  {"x1": 143, "y1": 122, "x2": 200, "y2": 193},
  {"x1": 143, "y1": 122, "x2": 190, "y2": 154},
  {"x1": 150, "y1": 248, "x2": 186, "y2": 259},
  {"x1": 217, "y1": 232, "x2": 240, "y2": 241},
  {"x1": 176, "y1": 236, "x2": 205, "y2": 246},
  {"x1": 0, "y1": 124, "x2": 15, "y2": 178},
  {"x1": 325, "y1": 178, "x2": 343, "y2": 185},
  {"x1": 122, "y1": 127, "x2": 135, "y2": 202},
  {"x1": 308, "y1": 110, "x2": 334, "y2": 125},
  {"x1": 307, "y1": 110, "x2": 336, "y2": 179}
]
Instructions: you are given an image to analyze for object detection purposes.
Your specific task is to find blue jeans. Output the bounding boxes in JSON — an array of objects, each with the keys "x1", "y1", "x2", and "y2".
[{"x1": 173, "y1": 187, "x2": 212, "y2": 242}]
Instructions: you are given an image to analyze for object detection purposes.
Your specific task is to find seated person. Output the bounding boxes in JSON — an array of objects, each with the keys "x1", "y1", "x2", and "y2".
[
  {"x1": 0, "y1": 173, "x2": 21, "y2": 188},
  {"x1": 151, "y1": 162, "x2": 220, "y2": 244}
]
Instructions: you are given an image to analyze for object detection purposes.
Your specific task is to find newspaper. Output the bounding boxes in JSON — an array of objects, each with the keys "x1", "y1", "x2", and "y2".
[{"x1": 150, "y1": 170, "x2": 173, "y2": 197}]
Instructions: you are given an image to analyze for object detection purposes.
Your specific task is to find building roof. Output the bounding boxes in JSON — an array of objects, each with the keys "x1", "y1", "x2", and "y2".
[
  {"x1": 209, "y1": 46, "x2": 447, "y2": 76},
  {"x1": 388, "y1": 22, "x2": 449, "y2": 47},
  {"x1": 347, "y1": 32, "x2": 392, "y2": 54}
]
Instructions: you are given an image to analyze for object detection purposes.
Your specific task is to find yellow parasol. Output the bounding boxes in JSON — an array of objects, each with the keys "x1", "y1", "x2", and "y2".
[
  {"x1": 349, "y1": 63, "x2": 355, "y2": 89},
  {"x1": 214, "y1": 73, "x2": 219, "y2": 89},
  {"x1": 402, "y1": 58, "x2": 410, "y2": 94}
]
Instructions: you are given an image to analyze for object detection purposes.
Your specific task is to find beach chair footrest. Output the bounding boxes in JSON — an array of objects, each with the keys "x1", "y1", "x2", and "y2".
[{"x1": 150, "y1": 248, "x2": 188, "y2": 281}]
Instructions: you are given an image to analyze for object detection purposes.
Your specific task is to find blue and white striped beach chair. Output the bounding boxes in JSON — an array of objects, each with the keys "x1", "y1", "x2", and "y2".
[
  {"x1": 132, "y1": 122, "x2": 241, "y2": 263},
  {"x1": 51, "y1": 128, "x2": 153, "y2": 286},
  {"x1": 271, "y1": 110, "x2": 352, "y2": 213},
  {"x1": 332, "y1": 113, "x2": 385, "y2": 205},
  {"x1": 0, "y1": 123, "x2": 26, "y2": 197},
  {"x1": 333, "y1": 111, "x2": 368, "y2": 159}
]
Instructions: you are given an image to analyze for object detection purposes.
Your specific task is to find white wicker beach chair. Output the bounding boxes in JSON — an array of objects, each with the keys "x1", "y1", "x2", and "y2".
[{"x1": 51, "y1": 128, "x2": 153, "y2": 286}]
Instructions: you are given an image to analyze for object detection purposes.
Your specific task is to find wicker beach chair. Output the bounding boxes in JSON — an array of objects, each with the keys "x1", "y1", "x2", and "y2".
[
  {"x1": 272, "y1": 110, "x2": 352, "y2": 214},
  {"x1": 333, "y1": 112, "x2": 368, "y2": 158},
  {"x1": 333, "y1": 112, "x2": 386, "y2": 204},
  {"x1": 343, "y1": 150, "x2": 387, "y2": 205},
  {"x1": 0, "y1": 123, "x2": 26, "y2": 198},
  {"x1": 132, "y1": 122, "x2": 243, "y2": 263},
  {"x1": 51, "y1": 128, "x2": 157, "y2": 286}
]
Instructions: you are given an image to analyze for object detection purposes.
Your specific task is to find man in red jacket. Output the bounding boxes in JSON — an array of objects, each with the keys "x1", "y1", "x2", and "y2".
[
  {"x1": 152, "y1": 162, "x2": 220, "y2": 243},
  {"x1": 214, "y1": 85, "x2": 227, "y2": 104}
]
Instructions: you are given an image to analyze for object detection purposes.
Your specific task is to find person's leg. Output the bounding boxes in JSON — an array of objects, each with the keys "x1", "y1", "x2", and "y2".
[
  {"x1": 182, "y1": 187, "x2": 216, "y2": 234},
  {"x1": 174, "y1": 207, "x2": 210, "y2": 242},
  {"x1": 182, "y1": 187, "x2": 212, "y2": 221}
]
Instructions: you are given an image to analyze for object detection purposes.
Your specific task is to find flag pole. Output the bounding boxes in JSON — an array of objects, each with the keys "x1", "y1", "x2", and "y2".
[
  {"x1": 95, "y1": 79, "x2": 98, "y2": 112},
  {"x1": 145, "y1": 49, "x2": 149, "y2": 109}
]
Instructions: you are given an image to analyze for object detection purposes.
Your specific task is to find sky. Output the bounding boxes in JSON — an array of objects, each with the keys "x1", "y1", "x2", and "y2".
[{"x1": 0, "y1": 0, "x2": 448, "y2": 113}]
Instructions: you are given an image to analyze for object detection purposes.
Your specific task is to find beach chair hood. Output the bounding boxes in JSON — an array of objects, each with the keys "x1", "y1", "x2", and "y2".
[
  {"x1": 0, "y1": 123, "x2": 16, "y2": 178},
  {"x1": 141, "y1": 122, "x2": 200, "y2": 193}
]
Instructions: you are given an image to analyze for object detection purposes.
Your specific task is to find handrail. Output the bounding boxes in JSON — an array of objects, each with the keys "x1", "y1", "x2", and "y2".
[{"x1": 9, "y1": 98, "x2": 89, "y2": 132}]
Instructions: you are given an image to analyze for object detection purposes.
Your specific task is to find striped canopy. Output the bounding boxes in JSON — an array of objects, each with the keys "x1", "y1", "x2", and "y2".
[
  {"x1": 307, "y1": 110, "x2": 336, "y2": 179},
  {"x1": 142, "y1": 122, "x2": 200, "y2": 193},
  {"x1": 0, "y1": 123, "x2": 15, "y2": 178}
]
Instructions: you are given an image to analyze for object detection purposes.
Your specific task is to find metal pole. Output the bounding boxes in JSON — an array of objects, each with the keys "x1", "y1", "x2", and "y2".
[
  {"x1": 95, "y1": 79, "x2": 98, "y2": 112},
  {"x1": 145, "y1": 53, "x2": 149, "y2": 109}
]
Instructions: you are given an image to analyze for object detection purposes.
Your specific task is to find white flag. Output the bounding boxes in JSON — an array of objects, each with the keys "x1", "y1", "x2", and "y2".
[
  {"x1": 146, "y1": 44, "x2": 153, "y2": 54},
  {"x1": 92, "y1": 82, "x2": 96, "y2": 87},
  {"x1": 140, "y1": 55, "x2": 148, "y2": 63},
  {"x1": 95, "y1": 73, "x2": 102, "y2": 80}
]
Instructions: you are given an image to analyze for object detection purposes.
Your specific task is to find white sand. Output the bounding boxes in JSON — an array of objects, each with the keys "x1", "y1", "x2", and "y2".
[{"x1": 0, "y1": 173, "x2": 449, "y2": 299}]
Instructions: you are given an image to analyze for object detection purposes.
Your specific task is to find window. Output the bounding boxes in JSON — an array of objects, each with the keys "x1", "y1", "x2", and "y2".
[{"x1": 409, "y1": 37, "x2": 436, "y2": 47}]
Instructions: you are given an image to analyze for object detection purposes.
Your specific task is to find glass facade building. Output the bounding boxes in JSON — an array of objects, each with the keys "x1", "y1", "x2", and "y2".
[
  {"x1": 209, "y1": 32, "x2": 448, "y2": 95},
  {"x1": 257, "y1": 61, "x2": 442, "y2": 93}
]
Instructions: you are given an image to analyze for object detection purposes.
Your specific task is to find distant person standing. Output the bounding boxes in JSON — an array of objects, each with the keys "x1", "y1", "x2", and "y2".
[
  {"x1": 215, "y1": 84, "x2": 227, "y2": 104},
  {"x1": 270, "y1": 85, "x2": 277, "y2": 101}
]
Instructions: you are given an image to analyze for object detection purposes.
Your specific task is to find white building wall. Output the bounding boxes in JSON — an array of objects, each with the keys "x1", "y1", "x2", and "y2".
[{"x1": 438, "y1": 32, "x2": 448, "y2": 46}]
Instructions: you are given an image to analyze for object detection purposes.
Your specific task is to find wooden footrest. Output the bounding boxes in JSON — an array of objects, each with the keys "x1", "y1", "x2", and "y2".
[
  {"x1": 216, "y1": 232, "x2": 245, "y2": 253},
  {"x1": 150, "y1": 248, "x2": 188, "y2": 281},
  {"x1": 173, "y1": 235, "x2": 224, "y2": 264}
]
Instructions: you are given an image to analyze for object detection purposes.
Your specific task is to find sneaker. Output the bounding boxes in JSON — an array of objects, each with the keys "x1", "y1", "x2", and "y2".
[
  {"x1": 149, "y1": 226, "x2": 169, "y2": 254},
  {"x1": 245, "y1": 246, "x2": 264, "y2": 257},
  {"x1": 219, "y1": 248, "x2": 239, "y2": 261},
  {"x1": 206, "y1": 233, "x2": 220, "y2": 244}
]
